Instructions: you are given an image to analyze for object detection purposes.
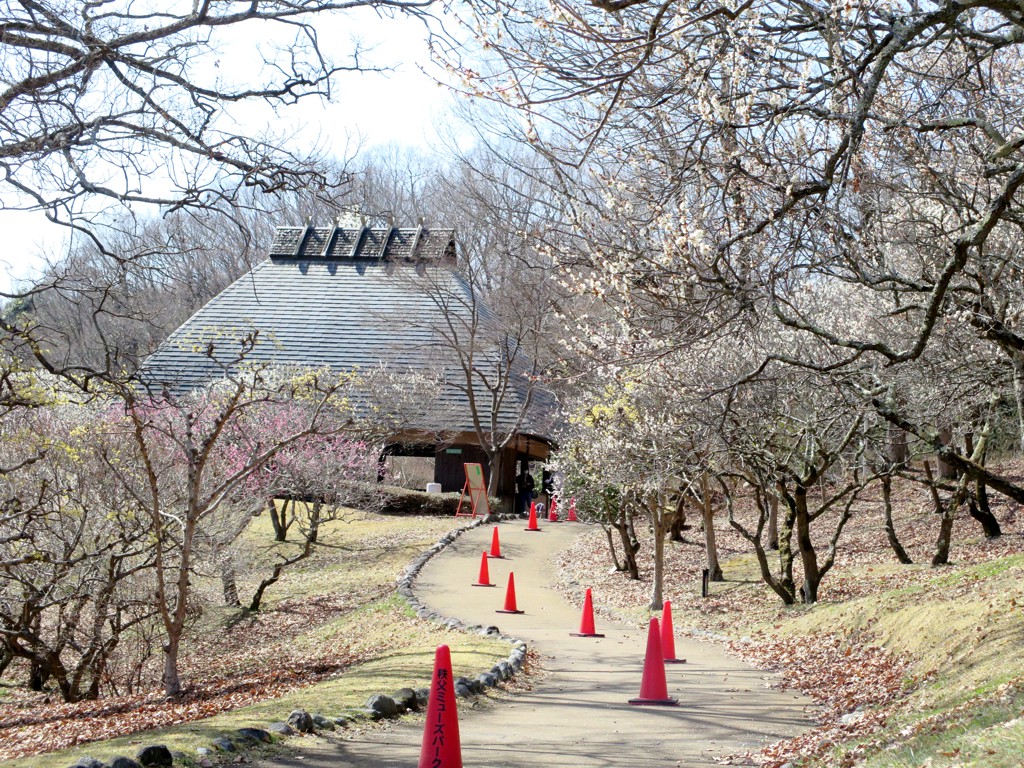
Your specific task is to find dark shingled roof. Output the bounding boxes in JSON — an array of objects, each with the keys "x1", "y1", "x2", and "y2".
[{"x1": 138, "y1": 226, "x2": 554, "y2": 441}]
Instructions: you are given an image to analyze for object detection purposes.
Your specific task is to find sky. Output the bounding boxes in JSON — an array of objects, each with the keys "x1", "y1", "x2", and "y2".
[{"x1": 0, "y1": 7, "x2": 462, "y2": 294}]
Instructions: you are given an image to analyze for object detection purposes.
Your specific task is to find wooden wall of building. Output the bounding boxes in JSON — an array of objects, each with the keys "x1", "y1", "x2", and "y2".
[{"x1": 433, "y1": 445, "x2": 524, "y2": 500}]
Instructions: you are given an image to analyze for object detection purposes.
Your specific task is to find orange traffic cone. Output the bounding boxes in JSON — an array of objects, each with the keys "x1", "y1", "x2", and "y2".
[
  {"x1": 495, "y1": 572, "x2": 525, "y2": 614},
  {"x1": 570, "y1": 588, "x2": 605, "y2": 638},
  {"x1": 662, "y1": 600, "x2": 686, "y2": 663},
  {"x1": 488, "y1": 526, "x2": 503, "y2": 558},
  {"x1": 628, "y1": 617, "x2": 678, "y2": 706},
  {"x1": 525, "y1": 502, "x2": 542, "y2": 532},
  {"x1": 567, "y1": 498, "x2": 578, "y2": 522},
  {"x1": 473, "y1": 551, "x2": 495, "y2": 587},
  {"x1": 418, "y1": 644, "x2": 462, "y2": 768}
]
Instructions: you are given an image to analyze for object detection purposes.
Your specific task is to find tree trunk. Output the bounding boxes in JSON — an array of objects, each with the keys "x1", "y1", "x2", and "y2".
[
  {"x1": 249, "y1": 521, "x2": 318, "y2": 611},
  {"x1": 29, "y1": 657, "x2": 49, "y2": 691},
  {"x1": 937, "y1": 426, "x2": 958, "y2": 480},
  {"x1": 669, "y1": 495, "x2": 687, "y2": 542},
  {"x1": 308, "y1": 501, "x2": 322, "y2": 544},
  {"x1": 967, "y1": 486, "x2": 1001, "y2": 537},
  {"x1": 618, "y1": 505, "x2": 634, "y2": 577},
  {"x1": 964, "y1": 433, "x2": 1000, "y2": 537},
  {"x1": 793, "y1": 484, "x2": 821, "y2": 603},
  {"x1": 220, "y1": 559, "x2": 241, "y2": 607},
  {"x1": 614, "y1": 504, "x2": 640, "y2": 580},
  {"x1": 777, "y1": 483, "x2": 797, "y2": 600},
  {"x1": 268, "y1": 498, "x2": 290, "y2": 542},
  {"x1": 648, "y1": 495, "x2": 670, "y2": 610},
  {"x1": 932, "y1": 503, "x2": 956, "y2": 566},
  {"x1": 737, "y1": 523, "x2": 796, "y2": 604},
  {"x1": 0, "y1": 643, "x2": 12, "y2": 680},
  {"x1": 767, "y1": 493, "x2": 779, "y2": 550},
  {"x1": 726, "y1": 481, "x2": 795, "y2": 605},
  {"x1": 701, "y1": 476, "x2": 723, "y2": 581},
  {"x1": 162, "y1": 633, "x2": 182, "y2": 699},
  {"x1": 487, "y1": 450, "x2": 502, "y2": 497},
  {"x1": 925, "y1": 461, "x2": 958, "y2": 566},
  {"x1": 601, "y1": 523, "x2": 624, "y2": 571},
  {"x1": 650, "y1": 522, "x2": 665, "y2": 610},
  {"x1": 1012, "y1": 352, "x2": 1024, "y2": 453},
  {"x1": 881, "y1": 475, "x2": 912, "y2": 564},
  {"x1": 887, "y1": 422, "x2": 909, "y2": 466}
]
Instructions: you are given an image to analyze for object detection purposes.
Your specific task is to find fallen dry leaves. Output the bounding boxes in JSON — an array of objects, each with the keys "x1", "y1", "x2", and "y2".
[{"x1": 719, "y1": 634, "x2": 916, "y2": 768}]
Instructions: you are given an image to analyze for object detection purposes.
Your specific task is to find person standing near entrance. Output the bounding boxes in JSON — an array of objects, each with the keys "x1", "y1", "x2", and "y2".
[
  {"x1": 517, "y1": 469, "x2": 535, "y2": 517},
  {"x1": 541, "y1": 468, "x2": 554, "y2": 508}
]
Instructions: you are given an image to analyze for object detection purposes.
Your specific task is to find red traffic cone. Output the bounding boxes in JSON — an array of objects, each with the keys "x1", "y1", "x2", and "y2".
[
  {"x1": 567, "y1": 498, "x2": 578, "y2": 522},
  {"x1": 488, "y1": 526, "x2": 503, "y2": 558},
  {"x1": 525, "y1": 502, "x2": 542, "y2": 532},
  {"x1": 662, "y1": 600, "x2": 686, "y2": 663},
  {"x1": 473, "y1": 551, "x2": 495, "y2": 587},
  {"x1": 496, "y1": 572, "x2": 525, "y2": 614},
  {"x1": 628, "y1": 617, "x2": 678, "y2": 706},
  {"x1": 570, "y1": 588, "x2": 605, "y2": 638},
  {"x1": 418, "y1": 644, "x2": 463, "y2": 768},
  {"x1": 548, "y1": 496, "x2": 560, "y2": 522}
]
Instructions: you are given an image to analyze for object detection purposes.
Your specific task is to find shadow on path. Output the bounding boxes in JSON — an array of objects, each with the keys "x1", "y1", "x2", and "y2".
[{"x1": 252, "y1": 522, "x2": 814, "y2": 767}]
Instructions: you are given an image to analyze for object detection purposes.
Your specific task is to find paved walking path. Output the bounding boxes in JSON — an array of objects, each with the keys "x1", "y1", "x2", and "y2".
[{"x1": 255, "y1": 521, "x2": 813, "y2": 767}]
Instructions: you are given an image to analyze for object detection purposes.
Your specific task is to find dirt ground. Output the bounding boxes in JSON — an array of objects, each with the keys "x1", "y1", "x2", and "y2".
[{"x1": 252, "y1": 521, "x2": 814, "y2": 767}]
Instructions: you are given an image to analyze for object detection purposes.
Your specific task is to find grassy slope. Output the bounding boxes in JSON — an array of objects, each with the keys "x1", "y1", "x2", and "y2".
[
  {"x1": 784, "y1": 554, "x2": 1024, "y2": 767},
  {"x1": 1, "y1": 511, "x2": 509, "y2": 768}
]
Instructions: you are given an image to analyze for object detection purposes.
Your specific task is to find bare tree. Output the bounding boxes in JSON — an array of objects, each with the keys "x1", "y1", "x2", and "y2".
[
  {"x1": 0, "y1": 1, "x2": 436, "y2": 244},
  {"x1": 449, "y1": 0, "x2": 1024, "y2": 509},
  {"x1": 0, "y1": 400, "x2": 159, "y2": 702}
]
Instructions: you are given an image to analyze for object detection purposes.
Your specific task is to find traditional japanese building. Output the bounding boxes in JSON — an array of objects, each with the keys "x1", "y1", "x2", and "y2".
[{"x1": 138, "y1": 223, "x2": 555, "y2": 502}]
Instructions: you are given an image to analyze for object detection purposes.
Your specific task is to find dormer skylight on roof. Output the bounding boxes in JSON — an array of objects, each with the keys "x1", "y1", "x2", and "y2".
[{"x1": 267, "y1": 225, "x2": 457, "y2": 264}]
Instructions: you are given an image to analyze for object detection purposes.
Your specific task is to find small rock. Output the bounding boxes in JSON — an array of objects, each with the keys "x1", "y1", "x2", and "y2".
[
  {"x1": 365, "y1": 694, "x2": 399, "y2": 719},
  {"x1": 69, "y1": 758, "x2": 105, "y2": 768},
  {"x1": 454, "y1": 675, "x2": 479, "y2": 693},
  {"x1": 196, "y1": 747, "x2": 212, "y2": 756},
  {"x1": 287, "y1": 709, "x2": 315, "y2": 733},
  {"x1": 236, "y1": 727, "x2": 272, "y2": 743},
  {"x1": 311, "y1": 713, "x2": 336, "y2": 731},
  {"x1": 333, "y1": 715, "x2": 353, "y2": 728},
  {"x1": 477, "y1": 672, "x2": 498, "y2": 688},
  {"x1": 268, "y1": 721, "x2": 294, "y2": 736},
  {"x1": 481, "y1": 625, "x2": 501, "y2": 636},
  {"x1": 393, "y1": 687, "x2": 418, "y2": 711},
  {"x1": 497, "y1": 661, "x2": 513, "y2": 680},
  {"x1": 415, "y1": 687, "x2": 431, "y2": 708},
  {"x1": 109, "y1": 758, "x2": 142, "y2": 768},
  {"x1": 210, "y1": 737, "x2": 235, "y2": 752},
  {"x1": 454, "y1": 682, "x2": 474, "y2": 698},
  {"x1": 135, "y1": 745, "x2": 173, "y2": 767}
]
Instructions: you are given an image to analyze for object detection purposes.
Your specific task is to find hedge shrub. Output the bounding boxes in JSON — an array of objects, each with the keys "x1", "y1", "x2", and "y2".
[{"x1": 376, "y1": 483, "x2": 500, "y2": 516}]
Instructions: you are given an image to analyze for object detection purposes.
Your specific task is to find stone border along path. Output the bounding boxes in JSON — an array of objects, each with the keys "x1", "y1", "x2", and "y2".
[{"x1": 253, "y1": 519, "x2": 815, "y2": 768}]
